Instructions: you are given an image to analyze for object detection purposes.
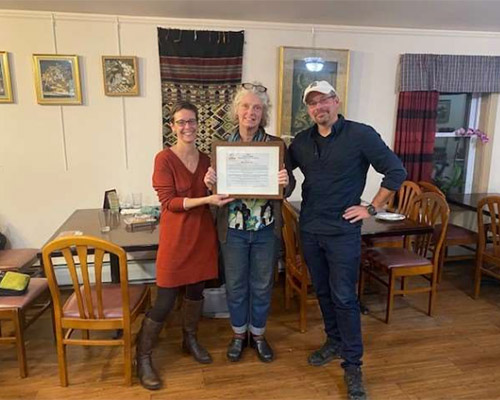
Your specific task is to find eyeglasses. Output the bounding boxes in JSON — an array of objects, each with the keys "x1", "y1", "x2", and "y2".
[
  {"x1": 173, "y1": 119, "x2": 197, "y2": 127},
  {"x1": 306, "y1": 95, "x2": 335, "y2": 108},
  {"x1": 241, "y1": 82, "x2": 267, "y2": 93}
]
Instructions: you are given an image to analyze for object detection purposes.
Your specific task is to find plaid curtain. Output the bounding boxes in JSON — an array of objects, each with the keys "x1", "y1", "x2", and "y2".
[
  {"x1": 394, "y1": 91, "x2": 439, "y2": 182},
  {"x1": 158, "y1": 28, "x2": 244, "y2": 153},
  {"x1": 400, "y1": 54, "x2": 500, "y2": 93}
]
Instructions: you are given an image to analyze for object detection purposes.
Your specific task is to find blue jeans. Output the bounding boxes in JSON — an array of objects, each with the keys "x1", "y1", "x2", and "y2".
[
  {"x1": 300, "y1": 230, "x2": 363, "y2": 369},
  {"x1": 220, "y1": 224, "x2": 277, "y2": 335}
]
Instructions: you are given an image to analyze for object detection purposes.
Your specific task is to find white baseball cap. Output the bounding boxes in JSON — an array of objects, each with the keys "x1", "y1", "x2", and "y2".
[{"x1": 302, "y1": 80, "x2": 337, "y2": 104}]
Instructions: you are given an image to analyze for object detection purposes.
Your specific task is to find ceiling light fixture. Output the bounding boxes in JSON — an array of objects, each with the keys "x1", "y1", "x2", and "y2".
[{"x1": 305, "y1": 27, "x2": 324, "y2": 72}]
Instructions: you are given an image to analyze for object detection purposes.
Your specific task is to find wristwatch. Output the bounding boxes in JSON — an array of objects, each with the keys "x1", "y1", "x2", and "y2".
[{"x1": 365, "y1": 204, "x2": 377, "y2": 216}]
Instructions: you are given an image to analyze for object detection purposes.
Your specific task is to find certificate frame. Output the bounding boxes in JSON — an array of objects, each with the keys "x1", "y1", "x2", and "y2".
[{"x1": 212, "y1": 141, "x2": 285, "y2": 199}]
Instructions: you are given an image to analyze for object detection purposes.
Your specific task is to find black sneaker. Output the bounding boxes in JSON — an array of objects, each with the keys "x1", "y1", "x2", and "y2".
[
  {"x1": 307, "y1": 337, "x2": 341, "y2": 366},
  {"x1": 344, "y1": 367, "x2": 367, "y2": 400}
]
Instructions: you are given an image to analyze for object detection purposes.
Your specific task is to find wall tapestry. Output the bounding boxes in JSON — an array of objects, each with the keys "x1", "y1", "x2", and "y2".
[{"x1": 158, "y1": 28, "x2": 244, "y2": 153}]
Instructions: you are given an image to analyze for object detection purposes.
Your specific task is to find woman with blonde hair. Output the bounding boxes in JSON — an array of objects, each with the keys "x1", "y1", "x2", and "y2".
[{"x1": 204, "y1": 82, "x2": 295, "y2": 363}]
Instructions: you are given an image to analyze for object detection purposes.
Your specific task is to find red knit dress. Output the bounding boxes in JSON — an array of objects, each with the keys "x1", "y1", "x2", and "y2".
[{"x1": 152, "y1": 148, "x2": 218, "y2": 288}]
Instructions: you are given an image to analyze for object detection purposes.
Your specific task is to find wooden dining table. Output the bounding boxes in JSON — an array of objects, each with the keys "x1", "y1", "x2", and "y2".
[
  {"x1": 39, "y1": 209, "x2": 159, "y2": 283},
  {"x1": 288, "y1": 201, "x2": 434, "y2": 238},
  {"x1": 41, "y1": 203, "x2": 435, "y2": 285},
  {"x1": 447, "y1": 192, "x2": 500, "y2": 212}
]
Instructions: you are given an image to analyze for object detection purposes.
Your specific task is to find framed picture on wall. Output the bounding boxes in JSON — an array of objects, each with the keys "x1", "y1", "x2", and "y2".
[
  {"x1": 32, "y1": 54, "x2": 82, "y2": 105},
  {"x1": 101, "y1": 56, "x2": 139, "y2": 96},
  {"x1": 0, "y1": 51, "x2": 13, "y2": 103},
  {"x1": 277, "y1": 46, "x2": 350, "y2": 139},
  {"x1": 436, "y1": 99, "x2": 451, "y2": 124}
]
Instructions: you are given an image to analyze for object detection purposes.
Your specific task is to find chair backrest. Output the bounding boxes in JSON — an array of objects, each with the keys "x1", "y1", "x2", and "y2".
[
  {"x1": 42, "y1": 235, "x2": 131, "y2": 326},
  {"x1": 282, "y1": 201, "x2": 309, "y2": 280},
  {"x1": 417, "y1": 181, "x2": 445, "y2": 198},
  {"x1": 408, "y1": 192, "x2": 450, "y2": 267},
  {"x1": 477, "y1": 196, "x2": 500, "y2": 257},
  {"x1": 387, "y1": 181, "x2": 422, "y2": 216}
]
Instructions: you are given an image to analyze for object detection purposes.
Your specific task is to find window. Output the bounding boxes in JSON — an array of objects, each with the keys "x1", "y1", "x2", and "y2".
[{"x1": 432, "y1": 93, "x2": 480, "y2": 194}]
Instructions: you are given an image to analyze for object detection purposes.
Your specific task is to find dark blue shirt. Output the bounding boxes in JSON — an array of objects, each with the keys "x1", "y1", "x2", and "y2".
[{"x1": 288, "y1": 115, "x2": 406, "y2": 235}]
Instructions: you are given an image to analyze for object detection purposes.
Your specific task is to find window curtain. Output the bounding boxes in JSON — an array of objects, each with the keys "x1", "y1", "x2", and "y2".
[
  {"x1": 399, "y1": 54, "x2": 500, "y2": 93},
  {"x1": 158, "y1": 28, "x2": 244, "y2": 153},
  {"x1": 394, "y1": 91, "x2": 439, "y2": 182}
]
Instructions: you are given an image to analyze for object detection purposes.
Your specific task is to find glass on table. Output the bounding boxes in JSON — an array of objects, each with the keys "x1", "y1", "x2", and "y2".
[
  {"x1": 132, "y1": 192, "x2": 142, "y2": 209},
  {"x1": 98, "y1": 209, "x2": 111, "y2": 233}
]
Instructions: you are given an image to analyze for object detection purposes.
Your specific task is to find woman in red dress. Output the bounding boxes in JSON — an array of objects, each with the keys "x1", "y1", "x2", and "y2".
[{"x1": 136, "y1": 101, "x2": 233, "y2": 390}]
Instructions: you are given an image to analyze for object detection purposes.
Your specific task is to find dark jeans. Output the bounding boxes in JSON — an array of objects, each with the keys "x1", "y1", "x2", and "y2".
[
  {"x1": 220, "y1": 224, "x2": 277, "y2": 335},
  {"x1": 300, "y1": 230, "x2": 363, "y2": 369}
]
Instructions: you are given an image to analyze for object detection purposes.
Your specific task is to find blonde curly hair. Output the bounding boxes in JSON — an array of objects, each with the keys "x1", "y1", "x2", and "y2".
[{"x1": 230, "y1": 82, "x2": 271, "y2": 128}]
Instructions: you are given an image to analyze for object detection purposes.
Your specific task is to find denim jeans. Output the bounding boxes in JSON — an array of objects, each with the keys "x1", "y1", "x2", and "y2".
[
  {"x1": 300, "y1": 230, "x2": 363, "y2": 368},
  {"x1": 220, "y1": 224, "x2": 277, "y2": 335}
]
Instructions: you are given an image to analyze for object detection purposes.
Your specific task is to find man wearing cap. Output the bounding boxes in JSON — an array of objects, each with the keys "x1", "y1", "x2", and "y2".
[{"x1": 288, "y1": 81, "x2": 406, "y2": 400}]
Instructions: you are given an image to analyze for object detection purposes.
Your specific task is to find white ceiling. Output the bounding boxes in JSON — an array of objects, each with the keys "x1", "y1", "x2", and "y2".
[{"x1": 1, "y1": 0, "x2": 500, "y2": 33}]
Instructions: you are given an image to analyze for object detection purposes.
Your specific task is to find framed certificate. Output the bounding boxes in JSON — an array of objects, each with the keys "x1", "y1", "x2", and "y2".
[{"x1": 212, "y1": 141, "x2": 284, "y2": 199}]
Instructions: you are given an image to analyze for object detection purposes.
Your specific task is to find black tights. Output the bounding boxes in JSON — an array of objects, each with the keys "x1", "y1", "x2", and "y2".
[{"x1": 148, "y1": 281, "x2": 205, "y2": 323}]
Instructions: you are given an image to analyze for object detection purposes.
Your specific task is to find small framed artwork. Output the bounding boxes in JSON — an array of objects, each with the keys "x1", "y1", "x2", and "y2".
[
  {"x1": 102, "y1": 56, "x2": 139, "y2": 96},
  {"x1": 32, "y1": 54, "x2": 82, "y2": 105},
  {"x1": 278, "y1": 46, "x2": 350, "y2": 138},
  {"x1": 437, "y1": 99, "x2": 451, "y2": 124},
  {"x1": 0, "y1": 51, "x2": 13, "y2": 103}
]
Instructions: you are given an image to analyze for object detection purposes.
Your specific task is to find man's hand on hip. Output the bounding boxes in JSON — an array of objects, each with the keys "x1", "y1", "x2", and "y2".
[{"x1": 343, "y1": 206, "x2": 371, "y2": 223}]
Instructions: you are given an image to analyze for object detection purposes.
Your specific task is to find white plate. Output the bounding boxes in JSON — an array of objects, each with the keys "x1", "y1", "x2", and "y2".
[{"x1": 375, "y1": 212, "x2": 405, "y2": 221}]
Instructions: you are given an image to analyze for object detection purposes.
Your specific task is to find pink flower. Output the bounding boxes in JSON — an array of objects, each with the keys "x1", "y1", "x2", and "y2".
[{"x1": 454, "y1": 127, "x2": 489, "y2": 144}]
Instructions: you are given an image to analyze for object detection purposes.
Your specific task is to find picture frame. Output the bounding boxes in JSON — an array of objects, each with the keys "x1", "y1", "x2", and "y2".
[
  {"x1": 102, "y1": 56, "x2": 139, "y2": 96},
  {"x1": 32, "y1": 54, "x2": 82, "y2": 105},
  {"x1": 437, "y1": 99, "x2": 451, "y2": 124},
  {"x1": 211, "y1": 141, "x2": 284, "y2": 200},
  {"x1": 0, "y1": 51, "x2": 13, "y2": 103},
  {"x1": 103, "y1": 189, "x2": 120, "y2": 213},
  {"x1": 277, "y1": 46, "x2": 350, "y2": 138}
]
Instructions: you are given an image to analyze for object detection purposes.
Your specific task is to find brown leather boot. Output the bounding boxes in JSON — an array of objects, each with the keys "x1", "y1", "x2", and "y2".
[
  {"x1": 136, "y1": 316, "x2": 163, "y2": 390},
  {"x1": 181, "y1": 298, "x2": 213, "y2": 364}
]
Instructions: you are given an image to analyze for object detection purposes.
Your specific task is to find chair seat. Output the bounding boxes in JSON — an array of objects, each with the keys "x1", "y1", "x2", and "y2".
[
  {"x1": 434, "y1": 224, "x2": 476, "y2": 243},
  {"x1": 63, "y1": 283, "x2": 148, "y2": 318},
  {"x1": 0, "y1": 249, "x2": 39, "y2": 271},
  {"x1": 0, "y1": 278, "x2": 49, "y2": 309},
  {"x1": 367, "y1": 247, "x2": 431, "y2": 269}
]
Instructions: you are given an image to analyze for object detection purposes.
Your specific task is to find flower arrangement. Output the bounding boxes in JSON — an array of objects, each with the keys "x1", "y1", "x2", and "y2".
[{"x1": 454, "y1": 127, "x2": 489, "y2": 143}]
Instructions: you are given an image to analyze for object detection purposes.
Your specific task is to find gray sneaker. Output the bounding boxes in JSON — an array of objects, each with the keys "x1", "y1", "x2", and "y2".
[
  {"x1": 344, "y1": 367, "x2": 367, "y2": 400},
  {"x1": 307, "y1": 337, "x2": 341, "y2": 366}
]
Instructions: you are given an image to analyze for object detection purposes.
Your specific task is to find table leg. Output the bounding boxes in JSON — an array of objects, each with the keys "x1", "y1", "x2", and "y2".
[
  {"x1": 110, "y1": 253, "x2": 120, "y2": 283},
  {"x1": 109, "y1": 253, "x2": 123, "y2": 338}
]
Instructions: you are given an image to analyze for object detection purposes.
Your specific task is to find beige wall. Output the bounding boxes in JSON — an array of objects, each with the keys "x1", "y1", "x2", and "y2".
[{"x1": 2, "y1": 10, "x2": 500, "y2": 248}]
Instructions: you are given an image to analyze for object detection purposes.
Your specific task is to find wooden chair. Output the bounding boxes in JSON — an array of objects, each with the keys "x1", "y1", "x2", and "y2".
[
  {"x1": 418, "y1": 181, "x2": 478, "y2": 282},
  {"x1": 474, "y1": 196, "x2": 500, "y2": 299},
  {"x1": 42, "y1": 235, "x2": 151, "y2": 386},
  {"x1": 360, "y1": 192, "x2": 449, "y2": 323},
  {"x1": 368, "y1": 181, "x2": 422, "y2": 248},
  {"x1": 282, "y1": 201, "x2": 317, "y2": 333},
  {"x1": 0, "y1": 278, "x2": 52, "y2": 378}
]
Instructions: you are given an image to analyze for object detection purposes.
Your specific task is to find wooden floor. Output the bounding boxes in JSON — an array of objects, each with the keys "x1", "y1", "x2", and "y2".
[{"x1": 2, "y1": 261, "x2": 500, "y2": 400}]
